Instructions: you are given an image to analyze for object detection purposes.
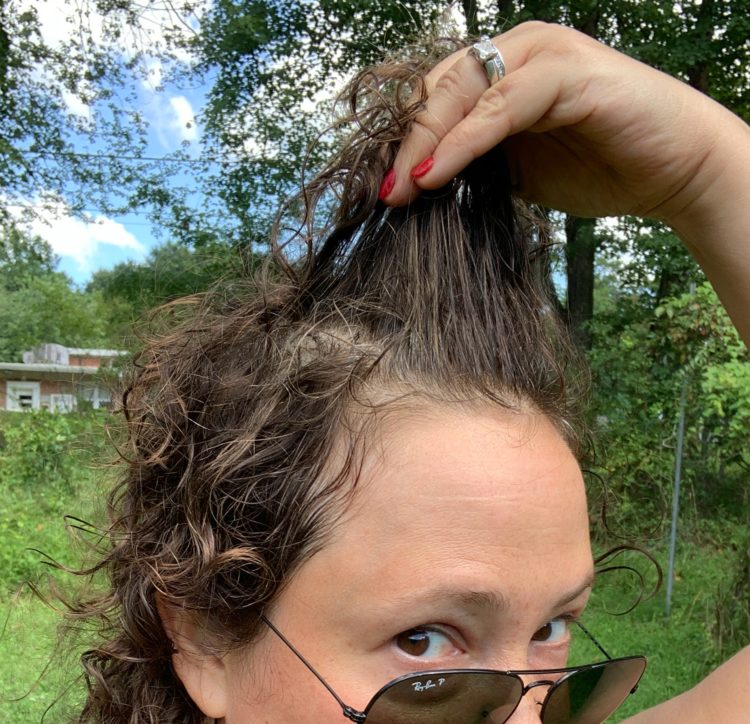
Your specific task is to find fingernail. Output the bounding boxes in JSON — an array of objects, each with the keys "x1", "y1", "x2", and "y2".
[
  {"x1": 410, "y1": 156, "x2": 434, "y2": 178},
  {"x1": 378, "y1": 168, "x2": 396, "y2": 200}
]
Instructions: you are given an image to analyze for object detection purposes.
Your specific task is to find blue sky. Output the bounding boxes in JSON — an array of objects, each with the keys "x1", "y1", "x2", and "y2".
[{"x1": 17, "y1": 1, "x2": 208, "y2": 287}]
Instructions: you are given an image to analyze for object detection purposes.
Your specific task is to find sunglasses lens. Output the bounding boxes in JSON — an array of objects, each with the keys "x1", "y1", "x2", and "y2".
[
  {"x1": 364, "y1": 671, "x2": 524, "y2": 724},
  {"x1": 542, "y1": 656, "x2": 647, "y2": 724}
]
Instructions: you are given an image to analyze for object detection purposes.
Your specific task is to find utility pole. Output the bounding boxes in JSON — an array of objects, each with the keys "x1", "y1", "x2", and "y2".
[{"x1": 666, "y1": 282, "x2": 696, "y2": 618}]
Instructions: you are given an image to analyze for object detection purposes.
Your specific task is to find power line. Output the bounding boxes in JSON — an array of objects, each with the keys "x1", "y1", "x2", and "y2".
[
  {"x1": 18, "y1": 149, "x2": 247, "y2": 165},
  {"x1": 0, "y1": 202, "x2": 234, "y2": 229},
  {"x1": 1, "y1": 202, "x2": 165, "y2": 218}
]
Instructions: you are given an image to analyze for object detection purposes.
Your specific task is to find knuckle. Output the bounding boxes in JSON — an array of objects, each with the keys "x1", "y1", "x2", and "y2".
[
  {"x1": 433, "y1": 66, "x2": 465, "y2": 98},
  {"x1": 410, "y1": 117, "x2": 442, "y2": 148},
  {"x1": 481, "y1": 82, "x2": 512, "y2": 114},
  {"x1": 515, "y1": 19, "x2": 550, "y2": 33},
  {"x1": 472, "y1": 90, "x2": 514, "y2": 137}
]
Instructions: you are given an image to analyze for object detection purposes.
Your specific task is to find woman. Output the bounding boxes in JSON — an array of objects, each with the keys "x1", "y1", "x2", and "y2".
[{"x1": 70, "y1": 22, "x2": 748, "y2": 723}]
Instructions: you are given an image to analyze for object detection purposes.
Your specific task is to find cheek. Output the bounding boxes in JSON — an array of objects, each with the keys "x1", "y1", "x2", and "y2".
[
  {"x1": 223, "y1": 642, "x2": 351, "y2": 724},
  {"x1": 528, "y1": 640, "x2": 572, "y2": 670}
]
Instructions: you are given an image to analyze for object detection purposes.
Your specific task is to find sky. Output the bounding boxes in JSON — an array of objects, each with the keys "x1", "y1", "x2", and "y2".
[
  {"x1": 13, "y1": 0, "x2": 208, "y2": 286},
  {"x1": 14, "y1": 1, "x2": 472, "y2": 286}
]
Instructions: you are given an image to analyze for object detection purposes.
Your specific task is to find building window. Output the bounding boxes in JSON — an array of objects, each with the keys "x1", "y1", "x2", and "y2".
[
  {"x1": 49, "y1": 393, "x2": 76, "y2": 413},
  {"x1": 80, "y1": 385, "x2": 111, "y2": 410},
  {"x1": 6, "y1": 381, "x2": 41, "y2": 411}
]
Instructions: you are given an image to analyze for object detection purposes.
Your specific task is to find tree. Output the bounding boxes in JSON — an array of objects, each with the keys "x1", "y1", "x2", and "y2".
[
  {"x1": 0, "y1": 227, "x2": 56, "y2": 290},
  {"x1": 171, "y1": 0, "x2": 749, "y2": 347},
  {"x1": 0, "y1": 234, "x2": 109, "y2": 360},
  {"x1": 589, "y1": 275, "x2": 750, "y2": 531},
  {"x1": 87, "y1": 240, "x2": 263, "y2": 344},
  {"x1": 0, "y1": 1, "x2": 196, "y2": 227}
]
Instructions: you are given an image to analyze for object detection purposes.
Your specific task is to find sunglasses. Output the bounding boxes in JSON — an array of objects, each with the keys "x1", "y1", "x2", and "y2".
[{"x1": 261, "y1": 615, "x2": 646, "y2": 723}]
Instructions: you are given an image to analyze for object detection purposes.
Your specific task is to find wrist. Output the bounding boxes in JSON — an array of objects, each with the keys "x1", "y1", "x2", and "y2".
[
  {"x1": 663, "y1": 109, "x2": 750, "y2": 347},
  {"x1": 666, "y1": 110, "x2": 750, "y2": 245}
]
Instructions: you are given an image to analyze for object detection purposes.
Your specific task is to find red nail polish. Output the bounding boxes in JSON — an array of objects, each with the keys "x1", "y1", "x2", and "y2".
[
  {"x1": 411, "y1": 156, "x2": 434, "y2": 178},
  {"x1": 378, "y1": 168, "x2": 396, "y2": 200}
]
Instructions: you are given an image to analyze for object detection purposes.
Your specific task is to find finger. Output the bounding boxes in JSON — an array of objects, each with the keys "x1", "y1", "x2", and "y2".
[
  {"x1": 411, "y1": 62, "x2": 567, "y2": 191},
  {"x1": 383, "y1": 54, "x2": 489, "y2": 205},
  {"x1": 385, "y1": 33, "x2": 529, "y2": 206}
]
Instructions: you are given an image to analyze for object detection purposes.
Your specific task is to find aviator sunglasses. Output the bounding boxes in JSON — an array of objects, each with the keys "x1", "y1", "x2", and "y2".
[{"x1": 261, "y1": 615, "x2": 646, "y2": 723}]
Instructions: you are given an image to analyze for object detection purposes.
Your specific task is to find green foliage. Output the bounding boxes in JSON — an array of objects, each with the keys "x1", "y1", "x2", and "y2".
[
  {"x1": 0, "y1": 2, "x2": 176, "y2": 223},
  {"x1": 708, "y1": 526, "x2": 750, "y2": 663},
  {"x1": 701, "y1": 358, "x2": 750, "y2": 445},
  {"x1": 589, "y1": 272, "x2": 750, "y2": 533},
  {"x1": 0, "y1": 410, "x2": 110, "y2": 594},
  {"x1": 87, "y1": 240, "x2": 264, "y2": 343},
  {"x1": 0, "y1": 229, "x2": 57, "y2": 291},
  {"x1": 0, "y1": 410, "x2": 77, "y2": 490},
  {"x1": 162, "y1": 0, "x2": 750, "y2": 249},
  {"x1": 0, "y1": 270, "x2": 110, "y2": 361},
  {"x1": 0, "y1": 231, "x2": 113, "y2": 359}
]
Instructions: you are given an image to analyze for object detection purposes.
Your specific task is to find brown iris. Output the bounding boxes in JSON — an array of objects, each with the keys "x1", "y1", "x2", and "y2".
[
  {"x1": 396, "y1": 629, "x2": 431, "y2": 656},
  {"x1": 532, "y1": 622, "x2": 554, "y2": 641}
]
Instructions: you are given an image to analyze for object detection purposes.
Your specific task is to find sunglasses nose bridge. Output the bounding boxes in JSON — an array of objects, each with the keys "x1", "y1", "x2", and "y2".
[
  {"x1": 522, "y1": 679, "x2": 555, "y2": 695},
  {"x1": 511, "y1": 678, "x2": 555, "y2": 721},
  {"x1": 501, "y1": 682, "x2": 547, "y2": 724}
]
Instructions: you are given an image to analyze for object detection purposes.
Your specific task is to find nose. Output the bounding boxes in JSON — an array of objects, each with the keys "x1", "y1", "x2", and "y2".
[{"x1": 503, "y1": 693, "x2": 543, "y2": 723}]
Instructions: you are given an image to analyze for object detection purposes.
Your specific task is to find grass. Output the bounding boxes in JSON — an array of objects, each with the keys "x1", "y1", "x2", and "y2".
[
  {"x1": 0, "y1": 595, "x2": 84, "y2": 723},
  {"x1": 0, "y1": 410, "x2": 111, "y2": 723},
  {"x1": 571, "y1": 541, "x2": 740, "y2": 721},
  {"x1": 0, "y1": 411, "x2": 747, "y2": 722}
]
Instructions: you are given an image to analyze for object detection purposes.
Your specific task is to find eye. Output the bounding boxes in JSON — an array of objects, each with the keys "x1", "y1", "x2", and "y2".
[
  {"x1": 395, "y1": 627, "x2": 456, "y2": 658},
  {"x1": 531, "y1": 618, "x2": 570, "y2": 644}
]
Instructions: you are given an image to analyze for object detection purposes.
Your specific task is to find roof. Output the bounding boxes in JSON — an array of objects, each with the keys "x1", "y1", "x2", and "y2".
[
  {"x1": 0, "y1": 362, "x2": 102, "y2": 374},
  {"x1": 64, "y1": 348, "x2": 128, "y2": 357}
]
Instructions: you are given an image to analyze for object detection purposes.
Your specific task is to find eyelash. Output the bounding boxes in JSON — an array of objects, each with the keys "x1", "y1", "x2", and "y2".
[
  {"x1": 531, "y1": 615, "x2": 577, "y2": 644},
  {"x1": 393, "y1": 614, "x2": 579, "y2": 660},
  {"x1": 393, "y1": 624, "x2": 462, "y2": 660}
]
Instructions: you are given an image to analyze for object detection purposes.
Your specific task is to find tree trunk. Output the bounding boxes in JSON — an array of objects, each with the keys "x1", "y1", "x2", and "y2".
[
  {"x1": 560, "y1": 7, "x2": 601, "y2": 351},
  {"x1": 495, "y1": 0, "x2": 516, "y2": 25},
  {"x1": 565, "y1": 215, "x2": 597, "y2": 349},
  {"x1": 686, "y1": 0, "x2": 714, "y2": 94},
  {"x1": 462, "y1": 0, "x2": 480, "y2": 36}
]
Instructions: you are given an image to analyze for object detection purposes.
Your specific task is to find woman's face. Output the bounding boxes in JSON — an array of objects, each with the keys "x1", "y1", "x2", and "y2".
[{"x1": 183, "y1": 404, "x2": 594, "y2": 723}]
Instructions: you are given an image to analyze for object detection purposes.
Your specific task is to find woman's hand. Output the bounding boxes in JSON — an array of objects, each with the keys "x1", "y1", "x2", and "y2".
[
  {"x1": 383, "y1": 22, "x2": 744, "y2": 225},
  {"x1": 383, "y1": 21, "x2": 750, "y2": 345}
]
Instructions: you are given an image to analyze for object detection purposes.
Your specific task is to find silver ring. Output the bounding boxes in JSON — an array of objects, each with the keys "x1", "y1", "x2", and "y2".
[{"x1": 470, "y1": 36, "x2": 506, "y2": 85}]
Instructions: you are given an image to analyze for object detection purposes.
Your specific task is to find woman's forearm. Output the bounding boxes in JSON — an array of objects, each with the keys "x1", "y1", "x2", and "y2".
[
  {"x1": 667, "y1": 111, "x2": 750, "y2": 347},
  {"x1": 623, "y1": 644, "x2": 750, "y2": 723}
]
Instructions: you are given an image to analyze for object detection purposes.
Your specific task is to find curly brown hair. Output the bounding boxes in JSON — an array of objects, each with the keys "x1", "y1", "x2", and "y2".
[{"x1": 65, "y1": 39, "x2": 585, "y2": 723}]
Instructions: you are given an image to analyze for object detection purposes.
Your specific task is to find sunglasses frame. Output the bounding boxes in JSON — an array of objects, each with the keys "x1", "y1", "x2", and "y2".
[{"x1": 260, "y1": 614, "x2": 647, "y2": 723}]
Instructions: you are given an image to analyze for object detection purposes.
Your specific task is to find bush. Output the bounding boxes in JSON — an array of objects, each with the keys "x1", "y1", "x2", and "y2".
[
  {"x1": 711, "y1": 531, "x2": 750, "y2": 664},
  {"x1": 0, "y1": 411, "x2": 112, "y2": 593},
  {"x1": 0, "y1": 411, "x2": 77, "y2": 493}
]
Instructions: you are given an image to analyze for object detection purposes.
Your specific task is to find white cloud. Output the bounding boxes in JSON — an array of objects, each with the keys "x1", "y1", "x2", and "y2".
[
  {"x1": 141, "y1": 56, "x2": 165, "y2": 91},
  {"x1": 27, "y1": 0, "x2": 205, "y2": 61},
  {"x1": 241, "y1": 135, "x2": 268, "y2": 159},
  {"x1": 169, "y1": 95, "x2": 199, "y2": 142},
  {"x1": 13, "y1": 198, "x2": 146, "y2": 275},
  {"x1": 61, "y1": 90, "x2": 93, "y2": 122},
  {"x1": 22, "y1": 0, "x2": 207, "y2": 106}
]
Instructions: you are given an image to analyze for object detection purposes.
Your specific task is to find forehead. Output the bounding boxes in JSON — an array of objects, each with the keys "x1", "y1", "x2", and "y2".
[{"x1": 299, "y1": 404, "x2": 592, "y2": 616}]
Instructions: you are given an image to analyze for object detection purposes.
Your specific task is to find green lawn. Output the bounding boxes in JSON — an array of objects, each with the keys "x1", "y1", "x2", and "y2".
[
  {"x1": 572, "y1": 541, "x2": 739, "y2": 721},
  {"x1": 0, "y1": 595, "x2": 84, "y2": 723},
  {"x1": 0, "y1": 411, "x2": 746, "y2": 722}
]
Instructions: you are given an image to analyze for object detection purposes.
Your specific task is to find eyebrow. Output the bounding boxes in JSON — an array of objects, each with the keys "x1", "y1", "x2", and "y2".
[
  {"x1": 549, "y1": 570, "x2": 596, "y2": 613},
  {"x1": 387, "y1": 570, "x2": 596, "y2": 617}
]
